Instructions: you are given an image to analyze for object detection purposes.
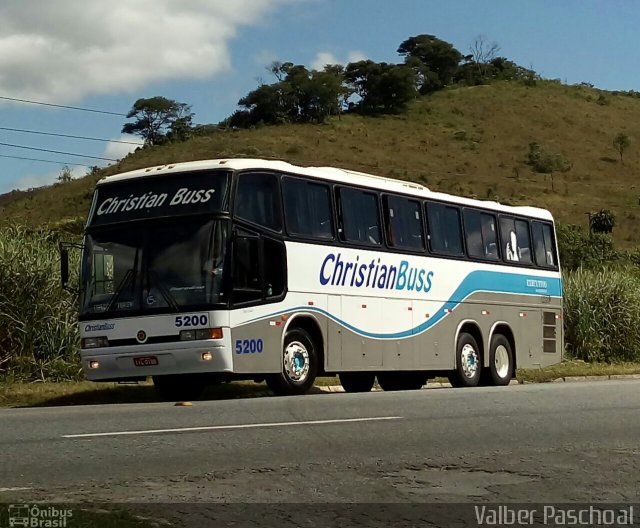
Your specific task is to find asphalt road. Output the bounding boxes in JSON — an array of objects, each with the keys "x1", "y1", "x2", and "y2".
[{"x1": 1, "y1": 380, "x2": 639, "y2": 524}]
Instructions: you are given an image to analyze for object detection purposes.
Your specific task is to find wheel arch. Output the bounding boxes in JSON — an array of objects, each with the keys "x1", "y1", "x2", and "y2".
[
  {"x1": 283, "y1": 313, "x2": 326, "y2": 375},
  {"x1": 489, "y1": 322, "x2": 517, "y2": 374}
]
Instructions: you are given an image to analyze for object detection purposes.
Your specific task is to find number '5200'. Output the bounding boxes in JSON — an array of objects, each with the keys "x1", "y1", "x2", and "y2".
[{"x1": 235, "y1": 339, "x2": 264, "y2": 354}]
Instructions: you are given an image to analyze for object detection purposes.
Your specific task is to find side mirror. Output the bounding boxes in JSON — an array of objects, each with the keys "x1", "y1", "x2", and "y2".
[
  {"x1": 59, "y1": 242, "x2": 82, "y2": 294},
  {"x1": 60, "y1": 245, "x2": 70, "y2": 288}
]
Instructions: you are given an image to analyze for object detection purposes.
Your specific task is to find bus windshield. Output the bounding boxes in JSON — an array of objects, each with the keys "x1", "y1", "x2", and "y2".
[{"x1": 80, "y1": 218, "x2": 228, "y2": 318}]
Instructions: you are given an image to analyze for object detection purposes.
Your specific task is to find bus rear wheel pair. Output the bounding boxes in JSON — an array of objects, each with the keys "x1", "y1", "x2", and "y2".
[{"x1": 448, "y1": 332, "x2": 514, "y2": 388}]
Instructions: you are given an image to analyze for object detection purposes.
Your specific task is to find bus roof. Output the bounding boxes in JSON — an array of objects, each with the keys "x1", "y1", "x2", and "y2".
[{"x1": 98, "y1": 158, "x2": 554, "y2": 221}]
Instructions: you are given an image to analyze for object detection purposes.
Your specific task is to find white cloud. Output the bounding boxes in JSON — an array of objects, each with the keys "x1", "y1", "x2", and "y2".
[
  {"x1": 14, "y1": 165, "x2": 85, "y2": 191},
  {"x1": 0, "y1": 0, "x2": 301, "y2": 104},
  {"x1": 311, "y1": 50, "x2": 368, "y2": 70},
  {"x1": 347, "y1": 50, "x2": 367, "y2": 63},
  {"x1": 103, "y1": 135, "x2": 144, "y2": 161},
  {"x1": 311, "y1": 52, "x2": 339, "y2": 71}
]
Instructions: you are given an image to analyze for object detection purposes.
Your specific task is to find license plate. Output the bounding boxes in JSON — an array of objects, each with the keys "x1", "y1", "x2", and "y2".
[{"x1": 133, "y1": 356, "x2": 158, "y2": 367}]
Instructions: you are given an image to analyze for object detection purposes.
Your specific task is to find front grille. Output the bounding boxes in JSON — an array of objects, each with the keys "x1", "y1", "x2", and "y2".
[{"x1": 108, "y1": 335, "x2": 182, "y2": 347}]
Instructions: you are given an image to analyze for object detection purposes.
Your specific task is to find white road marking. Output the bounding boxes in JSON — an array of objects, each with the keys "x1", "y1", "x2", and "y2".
[
  {"x1": 0, "y1": 487, "x2": 32, "y2": 492},
  {"x1": 63, "y1": 416, "x2": 402, "y2": 439}
]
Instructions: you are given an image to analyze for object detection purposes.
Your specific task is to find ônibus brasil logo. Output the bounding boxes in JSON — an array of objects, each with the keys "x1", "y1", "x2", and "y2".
[
  {"x1": 319, "y1": 253, "x2": 434, "y2": 293},
  {"x1": 8, "y1": 504, "x2": 73, "y2": 528}
]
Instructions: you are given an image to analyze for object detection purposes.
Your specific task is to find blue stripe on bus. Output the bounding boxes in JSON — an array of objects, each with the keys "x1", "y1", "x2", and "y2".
[{"x1": 245, "y1": 270, "x2": 562, "y2": 340}]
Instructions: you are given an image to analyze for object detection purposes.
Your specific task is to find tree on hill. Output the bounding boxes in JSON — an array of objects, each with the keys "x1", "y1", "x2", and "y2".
[
  {"x1": 344, "y1": 60, "x2": 417, "y2": 113},
  {"x1": 122, "y1": 96, "x2": 194, "y2": 146},
  {"x1": 397, "y1": 34, "x2": 462, "y2": 92},
  {"x1": 590, "y1": 209, "x2": 616, "y2": 234},
  {"x1": 228, "y1": 64, "x2": 349, "y2": 127},
  {"x1": 526, "y1": 141, "x2": 571, "y2": 192},
  {"x1": 612, "y1": 132, "x2": 631, "y2": 163}
]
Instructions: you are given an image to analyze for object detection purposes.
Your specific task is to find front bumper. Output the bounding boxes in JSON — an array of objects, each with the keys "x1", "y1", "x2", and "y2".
[{"x1": 81, "y1": 338, "x2": 233, "y2": 381}]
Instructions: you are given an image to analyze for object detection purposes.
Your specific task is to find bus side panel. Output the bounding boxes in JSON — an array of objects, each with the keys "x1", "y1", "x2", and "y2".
[
  {"x1": 229, "y1": 306, "x2": 283, "y2": 374},
  {"x1": 382, "y1": 298, "x2": 414, "y2": 369},
  {"x1": 340, "y1": 295, "x2": 383, "y2": 368}
]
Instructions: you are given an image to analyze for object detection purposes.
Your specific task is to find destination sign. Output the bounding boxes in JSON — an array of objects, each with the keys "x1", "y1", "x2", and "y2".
[{"x1": 88, "y1": 170, "x2": 230, "y2": 226}]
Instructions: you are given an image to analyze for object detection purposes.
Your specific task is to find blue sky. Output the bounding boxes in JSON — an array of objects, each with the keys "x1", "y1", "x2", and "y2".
[{"x1": 0, "y1": 0, "x2": 638, "y2": 194}]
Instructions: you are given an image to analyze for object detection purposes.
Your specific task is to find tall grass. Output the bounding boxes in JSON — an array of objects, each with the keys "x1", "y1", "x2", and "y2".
[
  {"x1": 564, "y1": 268, "x2": 640, "y2": 362},
  {"x1": 0, "y1": 225, "x2": 81, "y2": 381}
]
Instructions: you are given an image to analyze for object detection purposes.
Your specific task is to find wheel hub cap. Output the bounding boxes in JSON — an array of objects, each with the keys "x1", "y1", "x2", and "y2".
[
  {"x1": 461, "y1": 343, "x2": 479, "y2": 378},
  {"x1": 284, "y1": 341, "x2": 310, "y2": 382},
  {"x1": 494, "y1": 345, "x2": 510, "y2": 378}
]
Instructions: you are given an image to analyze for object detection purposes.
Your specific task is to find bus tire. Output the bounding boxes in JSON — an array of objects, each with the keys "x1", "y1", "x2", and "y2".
[
  {"x1": 339, "y1": 372, "x2": 375, "y2": 393},
  {"x1": 266, "y1": 328, "x2": 318, "y2": 396},
  {"x1": 487, "y1": 334, "x2": 513, "y2": 386},
  {"x1": 377, "y1": 372, "x2": 426, "y2": 391},
  {"x1": 448, "y1": 332, "x2": 482, "y2": 388},
  {"x1": 153, "y1": 374, "x2": 206, "y2": 402}
]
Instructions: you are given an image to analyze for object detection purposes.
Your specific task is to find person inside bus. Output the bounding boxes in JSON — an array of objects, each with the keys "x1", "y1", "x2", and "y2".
[{"x1": 505, "y1": 230, "x2": 520, "y2": 262}]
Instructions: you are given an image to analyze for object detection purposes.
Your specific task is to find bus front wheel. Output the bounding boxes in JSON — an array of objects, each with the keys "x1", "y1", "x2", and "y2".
[
  {"x1": 448, "y1": 332, "x2": 482, "y2": 388},
  {"x1": 339, "y1": 372, "x2": 375, "y2": 393},
  {"x1": 266, "y1": 328, "x2": 318, "y2": 396}
]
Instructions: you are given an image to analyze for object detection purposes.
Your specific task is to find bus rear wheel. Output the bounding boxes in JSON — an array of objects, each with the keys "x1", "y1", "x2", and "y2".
[
  {"x1": 153, "y1": 374, "x2": 206, "y2": 402},
  {"x1": 339, "y1": 372, "x2": 375, "y2": 393},
  {"x1": 486, "y1": 334, "x2": 514, "y2": 386},
  {"x1": 266, "y1": 328, "x2": 318, "y2": 396},
  {"x1": 448, "y1": 332, "x2": 482, "y2": 388},
  {"x1": 377, "y1": 372, "x2": 426, "y2": 391}
]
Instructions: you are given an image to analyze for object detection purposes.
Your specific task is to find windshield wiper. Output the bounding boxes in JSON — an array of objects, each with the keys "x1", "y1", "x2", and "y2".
[
  {"x1": 105, "y1": 246, "x2": 140, "y2": 313},
  {"x1": 105, "y1": 268, "x2": 135, "y2": 313},
  {"x1": 146, "y1": 270, "x2": 180, "y2": 312}
]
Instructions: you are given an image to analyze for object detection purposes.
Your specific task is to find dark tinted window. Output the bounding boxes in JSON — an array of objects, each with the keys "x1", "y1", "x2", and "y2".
[
  {"x1": 338, "y1": 188, "x2": 381, "y2": 246},
  {"x1": 500, "y1": 216, "x2": 532, "y2": 264},
  {"x1": 532, "y1": 221, "x2": 557, "y2": 267},
  {"x1": 283, "y1": 178, "x2": 333, "y2": 239},
  {"x1": 264, "y1": 238, "x2": 286, "y2": 298},
  {"x1": 384, "y1": 195, "x2": 424, "y2": 250},
  {"x1": 234, "y1": 172, "x2": 282, "y2": 231},
  {"x1": 463, "y1": 209, "x2": 499, "y2": 260},
  {"x1": 426, "y1": 202, "x2": 463, "y2": 255}
]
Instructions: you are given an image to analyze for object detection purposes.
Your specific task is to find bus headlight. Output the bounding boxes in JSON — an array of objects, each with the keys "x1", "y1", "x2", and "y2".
[
  {"x1": 180, "y1": 328, "x2": 223, "y2": 341},
  {"x1": 81, "y1": 337, "x2": 109, "y2": 349}
]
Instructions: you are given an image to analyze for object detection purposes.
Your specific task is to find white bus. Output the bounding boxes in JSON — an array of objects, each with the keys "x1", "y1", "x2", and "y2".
[{"x1": 61, "y1": 158, "x2": 563, "y2": 400}]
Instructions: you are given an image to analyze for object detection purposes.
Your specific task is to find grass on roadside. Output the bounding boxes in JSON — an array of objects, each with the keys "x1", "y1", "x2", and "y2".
[
  {"x1": 515, "y1": 360, "x2": 640, "y2": 383},
  {"x1": 1, "y1": 362, "x2": 640, "y2": 408}
]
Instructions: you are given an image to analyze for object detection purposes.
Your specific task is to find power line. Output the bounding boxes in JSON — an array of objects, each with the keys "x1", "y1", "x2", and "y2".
[
  {"x1": 0, "y1": 126, "x2": 143, "y2": 145},
  {"x1": 0, "y1": 153, "x2": 90, "y2": 167},
  {"x1": 0, "y1": 141, "x2": 118, "y2": 162},
  {"x1": 0, "y1": 95, "x2": 127, "y2": 116}
]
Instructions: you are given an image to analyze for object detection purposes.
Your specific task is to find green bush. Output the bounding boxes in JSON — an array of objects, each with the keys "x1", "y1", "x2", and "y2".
[
  {"x1": 0, "y1": 225, "x2": 81, "y2": 381},
  {"x1": 526, "y1": 141, "x2": 571, "y2": 174},
  {"x1": 556, "y1": 224, "x2": 617, "y2": 270},
  {"x1": 564, "y1": 269, "x2": 640, "y2": 362}
]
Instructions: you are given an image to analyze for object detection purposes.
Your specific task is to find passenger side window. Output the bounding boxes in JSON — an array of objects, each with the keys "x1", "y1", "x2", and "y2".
[
  {"x1": 231, "y1": 230, "x2": 261, "y2": 304},
  {"x1": 384, "y1": 195, "x2": 424, "y2": 251},
  {"x1": 232, "y1": 230, "x2": 286, "y2": 305},
  {"x1": 283, "y1": 178, "x2": 333, "y2": 239},
  {"x1": 234, "y1": 172, "x2": 282, "y2": 231},
  {"x1": 463, "y1": 209, "x2": 499, "y2": 260},
  {"x1": 532, "y1": 222, "x2": 557, "y2": 267},
  {"x1": 500, "y1": 216, "x2": 532, "y2": 264},
  {"x1": 338, "y1": 188, "x2": 381, "y2": 246},
  {"x1": 426, "y1": 202, "x2": 463, "y2": 256}
]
